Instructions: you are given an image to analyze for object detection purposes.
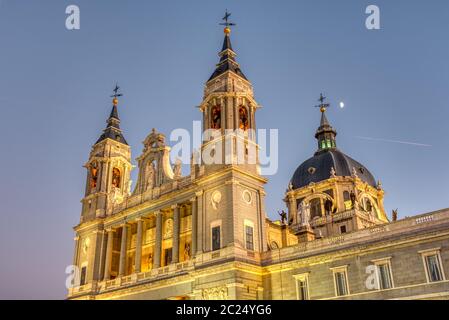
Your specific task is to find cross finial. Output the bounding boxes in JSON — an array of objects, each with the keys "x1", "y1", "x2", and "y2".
[
  {"x1": 111, "y1": 83, "x2": 123, "y2": 106},
  {"x1": 315, "y1": 93, "x2": 330, "y2": 113},
  {"x1": 220, "y1": 9, "x2": 236, "y2": 34}
]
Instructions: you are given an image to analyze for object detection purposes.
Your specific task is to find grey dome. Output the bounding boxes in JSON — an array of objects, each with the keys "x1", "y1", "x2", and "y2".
[{"x1": 290, "y1": 149, "x2": 376, "y2": 190}]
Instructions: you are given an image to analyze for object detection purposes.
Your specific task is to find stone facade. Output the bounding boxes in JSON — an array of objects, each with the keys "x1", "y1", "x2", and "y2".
[{"x1": 68, "y1": 27, "x2": 449, "y2": 301}]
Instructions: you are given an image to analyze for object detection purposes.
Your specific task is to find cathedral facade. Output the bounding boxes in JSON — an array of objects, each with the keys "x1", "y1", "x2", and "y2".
[{"x1": 68, "y1": 25, "x2": 449, "y2": 300}]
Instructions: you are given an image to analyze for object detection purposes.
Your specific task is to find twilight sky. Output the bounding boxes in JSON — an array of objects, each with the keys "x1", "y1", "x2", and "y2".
[{"x1": 0, "y1": 0, "x2": 448, "y2": 299}]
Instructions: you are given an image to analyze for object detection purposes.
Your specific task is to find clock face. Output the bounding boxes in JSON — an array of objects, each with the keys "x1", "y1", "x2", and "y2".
[{"x1": 83, "y1": 238, "x2": 90, "y2": 254}]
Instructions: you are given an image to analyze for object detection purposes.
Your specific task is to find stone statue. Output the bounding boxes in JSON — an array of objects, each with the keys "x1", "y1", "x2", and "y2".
[
  {"x1": 377, "y1": 180, "x2": 383, "y2": 190},
  {"x1": 278, "y1": 210, "x2": 288, "y2": 225},
  {"x1": 146, "y1": 162, "x2": 155, "y2": 190},
  {"x1": 184, "y1": 242, "x2": 191, "y2": 261},
  {"x1": 392, "y1": 209, "x2": 398, "y2": 222},
  {"x1": 299, "y1": 201, "x2": 311, "y2": 226},
  {"x1": 127, "y1": 180, "x2": 133, "y2": 196},
  {"x1": 330, "y1": 167, "x2": 336, "y2": 178},
  {"x1": 288, "y1": 182, "x2": 294, "y2": 191},
  {"x1": 352, "y1": 167, "x2": 358, "y2": 178},
  {"x1": 147, "y1": 252, "x2": 153, "y2": 269},
  {"x1": 173, "y1": 158, "x2": 182, "y2": 179}
]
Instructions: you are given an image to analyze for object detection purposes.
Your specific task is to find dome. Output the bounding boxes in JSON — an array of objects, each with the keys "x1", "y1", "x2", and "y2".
[{"x1": 290, "y1": 149, "x2": 377, "y2": 190}]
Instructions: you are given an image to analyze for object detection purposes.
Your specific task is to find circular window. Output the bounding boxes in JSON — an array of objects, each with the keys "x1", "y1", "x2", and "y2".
[
  {"x1": 308, "y1": 167, "x2": 316, "y2": 175},
  {"x1": 242, "y1": 190, "x2": 252, "y2": 204}
]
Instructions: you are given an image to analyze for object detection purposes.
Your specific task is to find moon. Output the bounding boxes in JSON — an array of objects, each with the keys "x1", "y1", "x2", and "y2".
[{"x1": 339, "y1": 102, "x2": 345, "y2": 109}]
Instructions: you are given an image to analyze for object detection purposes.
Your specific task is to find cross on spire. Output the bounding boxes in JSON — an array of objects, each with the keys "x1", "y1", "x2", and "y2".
[
  {"x1": 111, "y1": 84, "x2": 123, "y2": 106},
  {"x1": 315, "y1": 93, "x2": 330, "y2": 113},
  {"x1": 111, "y1": 84, "x2": 123, "y2": 99},
  {"x1": 220, "y1": 9, "x2": 236, "y2": 28}
]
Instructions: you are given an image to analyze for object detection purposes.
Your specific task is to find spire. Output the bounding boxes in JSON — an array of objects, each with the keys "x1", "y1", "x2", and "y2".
[
  {"x1": 314, "y1": 94, "x2": 337, "y2": 153},
  {"x1": 96, "y1": 85, "x2": 128, "y2": 145},
  {"x1": 208, "y1": 10, "x2": 247, "y2": 82}
]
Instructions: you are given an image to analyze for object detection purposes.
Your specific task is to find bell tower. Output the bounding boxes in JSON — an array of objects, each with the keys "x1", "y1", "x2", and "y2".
[
  {"x1": 80, "y1": 85, "x2": 133, "y2": 223},
  {"x1": 192, "y1": 12, "x2": 268, "y2": 256},
  {"x1": 198, "y1": 12, "x2": 261, "y2": 174}
]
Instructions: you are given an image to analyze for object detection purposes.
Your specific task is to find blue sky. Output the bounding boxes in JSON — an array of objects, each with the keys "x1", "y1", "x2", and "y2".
[{"x1": 0, "y1": 0, "x2": 448, "y2": 299}]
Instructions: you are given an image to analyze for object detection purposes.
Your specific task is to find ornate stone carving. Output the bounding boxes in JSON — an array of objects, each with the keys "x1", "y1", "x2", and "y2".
[
  {"x1": 211, "y1": 191, "x2": 222, "y2": 210},
  {"x1": 164, "y1": 218, "x2": 174, "y2": 239},
  {"x1": 202, "y1": 286, "x2": 228, "y2": 300}
]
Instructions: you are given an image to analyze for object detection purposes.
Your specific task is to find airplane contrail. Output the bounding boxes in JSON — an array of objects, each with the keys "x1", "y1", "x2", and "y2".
[{"x1": 355, "y1": 136, "x2": 432, "y2": 147}]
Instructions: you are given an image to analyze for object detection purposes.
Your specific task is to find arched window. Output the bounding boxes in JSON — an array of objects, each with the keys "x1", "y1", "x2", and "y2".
[
  {"x1": 112, "y1": 168, "x2": 121, "y2": 189},
  {"x1": 343, "y1": 191, "x2": 352, "y2": 210},
  {"x1": 310, "y1": 198, "x2": 322, "y2": 219},
  {"x1": 238, "y1": 106, "x2": 249, "y2": 131},
  {"x1": 364, "y1": 198, "x2": 373, "y2": 212},
  {"x1": 210, "y1": 105, "x2": 221, "y2": 129},
  {"x1": 90, "y1": 162, "x2": 99, "y2": 191}
]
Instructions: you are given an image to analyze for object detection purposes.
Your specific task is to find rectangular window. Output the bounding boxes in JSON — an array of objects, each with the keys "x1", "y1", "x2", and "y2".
[
  {"x1": 377, "y1": 263, "x2": 393, "y2": 290},
  {"x1": 420, "y1": 249, "x2": 445, "y2": 283},
  {"x1": 164, "y1": 248, "x2": 172, "y2": 266},
  {"x1": 425, "y1": 254, "x2": 443, "y2": 282},
  {"x1": 332, "y1": 267, "x2": 349, "y2": 297},
  {"x1": 293, "y1": 274, "x2": 309, "y2": 300},
  {"x1": 340, "y1": 225, "x2": 347, "y2": 234},
  {"x1": 212, "y1": 226, "x2": 221, "y2": 251},
  {"x1": 80, "y1": 266, "x2": 87, "y2": 286},
  {"x1": 245, "y1": 225, "x2": 254, "y2": 251}
]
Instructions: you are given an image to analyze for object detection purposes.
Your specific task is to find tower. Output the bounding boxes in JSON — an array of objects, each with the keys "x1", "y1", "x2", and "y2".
[
  {"x1": 195, "y1": 13, "x2": 268, "y2": 255},
  {"x1": 80, "y1": 86, "x2": 133, "y2": 222},
  {"x1": 198, "y1": 14, "x2": 260, "y2": 175},
  {"x1": 286, "y1": 95, "x2": 388, "y2": 241}
]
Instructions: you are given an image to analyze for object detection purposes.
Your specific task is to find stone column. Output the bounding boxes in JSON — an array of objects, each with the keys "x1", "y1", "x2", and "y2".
[
  {"x1": 153, "y1": 211, "x2": 163, "y2": 269},
  {"x1": 103, "y1": 229, "x2": 115, "y2": 281},
  {"x1": 195, "y1": 191, "x2": 204, "y2": 254},
  {"x1": 118, "y1": 224, "x2": 128, "y2": 277},
  {"x1": 258, "y1": 191, "x2": 268, "y2": 252},
  {"x1": 288, "y1": 196, "x2": 298, "y2": 225},
  {"x1": 72, "y1": 236, "x2": 80, "y2": 268},
  {"x1": 172, "y1": 205, "x2": 180, "y2": 264},
  {"x1": 134, "y1": 219, "x2": 144, "y2": 273},
  {"x1": 190, "y1": 197, "x2": 198, "y2": 257}
]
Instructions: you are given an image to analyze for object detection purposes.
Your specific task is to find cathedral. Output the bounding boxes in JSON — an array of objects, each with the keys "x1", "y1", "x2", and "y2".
[{"x1": 68, "y1": 20, "x2": 449, "y2": 300}]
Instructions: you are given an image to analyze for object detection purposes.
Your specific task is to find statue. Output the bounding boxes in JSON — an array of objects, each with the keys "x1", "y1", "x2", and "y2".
[
  {"x1": 352, "y1": 167, "x2": 358, "y2": 178},
  {"x1": 392, "y1": 209, "x2": 398, "y2": 222},
  {"x1": 377, "y1": 180, "x2": 383, "y2": 190},
  {"x1": 278, "y1": 210, "x2": 288, "y2": 225},
  {"x1": 173, "y1": 158, "x2": 182, "y2": 179},
  {"x1": 127, "y1": 180, "x2": 133, "y2": 196},
  {"x1": 147, "y1": 252, "x2": 153, "y2": 269},
  {"x1": 330, "y1": 167, "x2": 336, "y2": 178},
  {"x1": 146, "y1": 162, "x2": 155, "y2": 190},
  {"x1": 288, "y1": 182, "x2": 294, "y2": 191},
  {"x1": 298, "y1": 201, "x2": 311, "y2": 226},
  {"x1": 184, "y1": 242, "x2": 191, "y2": 261}
]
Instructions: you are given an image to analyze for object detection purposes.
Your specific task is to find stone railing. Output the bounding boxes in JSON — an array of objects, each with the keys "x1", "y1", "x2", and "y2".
[
  {"x1": 68, "y1": 246, "x2": 261, "y2": 297},
  {"x1": 263, "y1": 208, "x2": 449, "y2": 265}
]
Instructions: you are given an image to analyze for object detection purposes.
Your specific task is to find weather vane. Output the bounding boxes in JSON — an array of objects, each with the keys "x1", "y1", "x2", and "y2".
[
  {"x1": 220, "y1": 9, "x2": 236, "y2": 34},
  {"x1": 315, "y1": 93, "x2": 330, "y2": 113},
  {"x1": 111, "y1": 83, "x2": 123, "y2": 106}
]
